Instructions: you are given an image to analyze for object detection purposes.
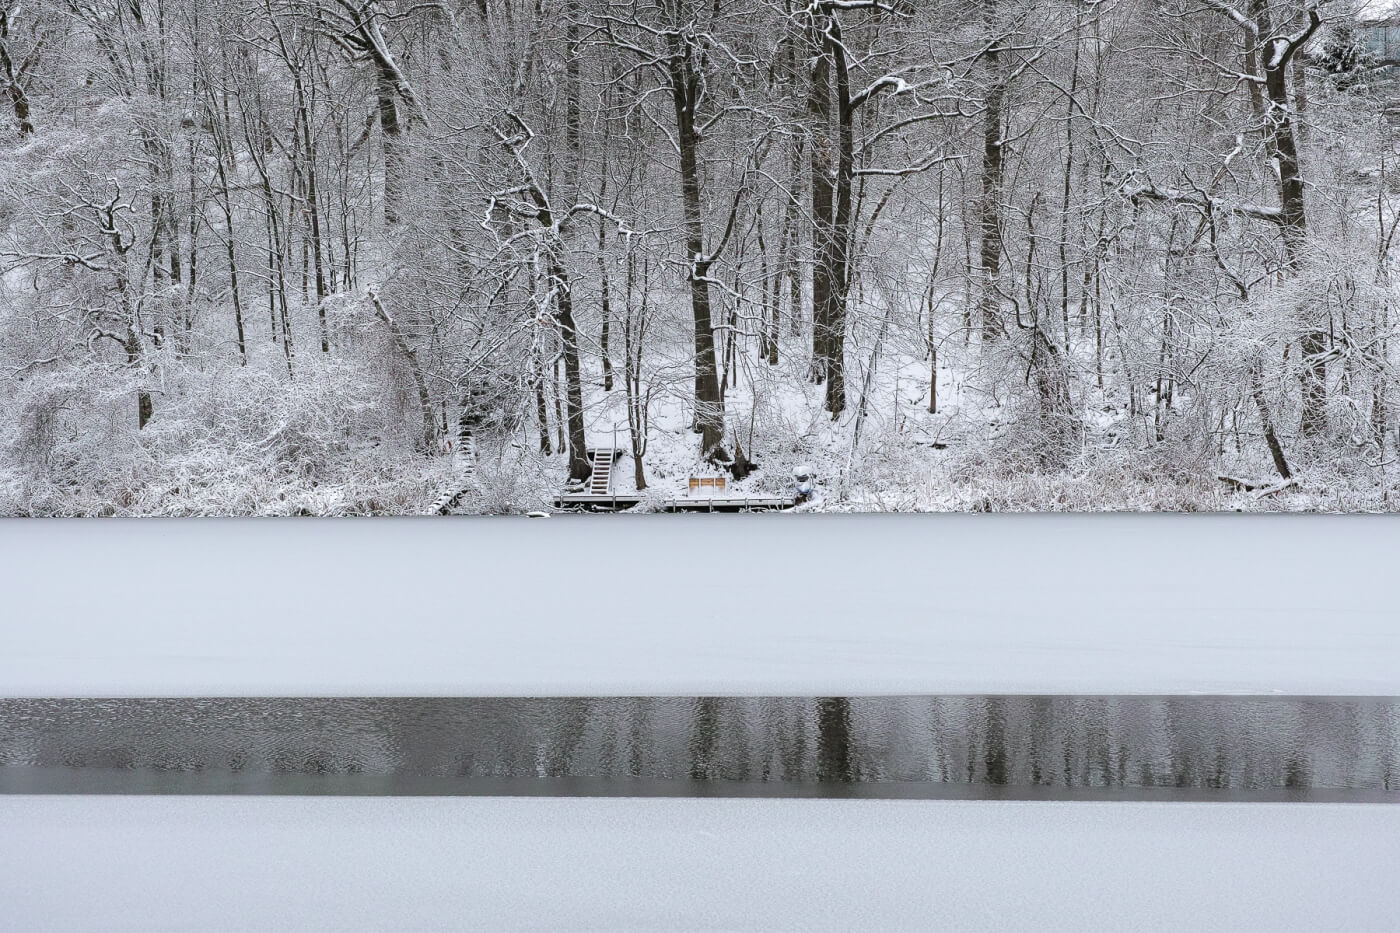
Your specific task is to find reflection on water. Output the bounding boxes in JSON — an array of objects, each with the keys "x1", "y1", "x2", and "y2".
[{"x1": 1, "y1": 697, "x2": 1397, "y2": 800}]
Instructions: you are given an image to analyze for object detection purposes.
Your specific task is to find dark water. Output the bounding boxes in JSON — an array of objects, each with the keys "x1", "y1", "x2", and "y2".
[{"x1": 1, "y1": 697, "x2": 1398, "y2": 801}]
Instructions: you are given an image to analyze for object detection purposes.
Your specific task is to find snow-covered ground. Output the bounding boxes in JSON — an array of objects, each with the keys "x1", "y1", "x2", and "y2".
[
  {"x1": 4, "y1": 514, "x2": 1398, "y2": 696},
  {"x1": 3, "y1": 796, "x2": 1397, "y2": 932}
]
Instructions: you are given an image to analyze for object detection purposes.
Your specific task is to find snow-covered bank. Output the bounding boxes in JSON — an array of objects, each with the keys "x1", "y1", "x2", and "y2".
[
  {"x1": 4, "y1": 796, "x2": 1397, "y2": 932},
  {"x1": 3, "y1": 515, "x2": 1398, "y2": 697}
]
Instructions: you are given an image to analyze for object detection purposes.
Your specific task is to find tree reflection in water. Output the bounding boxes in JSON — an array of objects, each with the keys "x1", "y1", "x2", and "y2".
[{"x1": 1, "y1": 696, "x2": 1397, "y2": 798}]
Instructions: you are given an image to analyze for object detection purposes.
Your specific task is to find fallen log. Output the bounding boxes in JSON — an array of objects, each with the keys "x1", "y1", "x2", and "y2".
[{"x1": 1218, "y1": 474, "x2": 1298, "y2": 498}]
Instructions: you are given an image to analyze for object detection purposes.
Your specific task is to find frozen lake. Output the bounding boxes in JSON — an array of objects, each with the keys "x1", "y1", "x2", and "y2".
[
  {"x1": 5, "y1": 517, "x2": 1399, "y2": 929},
  {"x1": 3, "y1": 695, "x2": 1396, "y2": 801},
  {"x1": 8, "y1": 795, "x2": 1398, "y2": 933},
  {"x1": 4, "y1": 515, "x2": 1400, "y2": 697}
]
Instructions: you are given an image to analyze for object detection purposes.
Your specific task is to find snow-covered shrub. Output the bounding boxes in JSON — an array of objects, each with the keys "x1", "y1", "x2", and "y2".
[
  {"x1": 466, "y1": 445, "x2": 556, "y2": 515},
  {"x1": 0, "y1": 348, "x2": 437, "y2": 515}
]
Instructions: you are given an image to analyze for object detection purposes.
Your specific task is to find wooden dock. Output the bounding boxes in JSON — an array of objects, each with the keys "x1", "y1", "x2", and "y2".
[{"x1": 551, "y1": 492, "x2": 796, "y2": 513}]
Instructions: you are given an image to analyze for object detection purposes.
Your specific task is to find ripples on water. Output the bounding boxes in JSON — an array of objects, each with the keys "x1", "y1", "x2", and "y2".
[{"x1": 1, "y1": 697, "x2": 1397, "y2": 800}]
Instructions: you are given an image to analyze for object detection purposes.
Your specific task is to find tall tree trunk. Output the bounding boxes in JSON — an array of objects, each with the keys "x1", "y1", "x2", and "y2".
[
  {"x1": 124, "y1": 329, "x2": 153, "y2": 430},
  {"x1": 929, "y1": 341, "x2": 938, "y2": 414},
  {"x1": 783, "y1": 126, "x2": 805, "y2": 340},
  {"x1": 551, "y1": 261, "x2": 593, "y2": 483},
  {"x1": 298, "y1": 77, "x2": 330, "y2": 351},
  {"x1": 772, "y1": 183, "x2": 792, "y2": 363},
  {"x1": 1251, "y1": 358, "x2": 1292, "y2": 479},
  {"x1": 666, "y1": 27, "x2": 727, "y2": 462},
  {"x1": 211, "y1": 52, "x2": 253, "y2": 362},
  {"x1": 1263, "y1": 31, "x2": 1323, "y2": 438},
  {"x1": 979, "y1": 0, "x2": 1006, "y2": 342},
  {"x1": 534, "y1": 353, "x2": 553, "y2": 455},
  {"x1": 757, "y1": 206, "x2": 771, "y2": 364},
  {"x1": 599, "y1": 230, "x2": 614, "y2": 391},
  {"x1": 565, "y1": 5, "x2": 582, "y2": 203},
  {"x1": 335, "y1": 0, "x2": 425, "y2": 229},
  {"x1": 553, "y1": 357, "x2": 567, "y2": 454},
  {"x1": 240, "y1": 82, "x2": 294, "y2": 374},
  {"x1": 0, "y1": 6, "x2": 35, "y2": 136},
  {"x1": 767, "y1": 227, "x2": 783, "y2": 366},
  {"x1": 1025, "y1": 197, "x2": 1074, "y2": 443},
  {"x1": 493, "y1": 117, "x2": 591, "y2": 480},
  {"x1": 1058, "y1": 11, "x2": 1082, "y2": 353},
  {"x1": 370, "y1": 289, "x2": 436, "y2": 454},
  {"x1": 624, "y1": 252, "x2": 649, "y2": 490},
  {"x1": 808, "y1": 15, "x2": 835, "y2": 383},
  {"x1": 823, "y1": 23, "x2": 854, "y2": 418},
  {"x1": 215, "y1": 156, "x2": 247, "y2": 365},
  {"x1": 376, "y1": 70, "x2": 402, "y2": 225}
]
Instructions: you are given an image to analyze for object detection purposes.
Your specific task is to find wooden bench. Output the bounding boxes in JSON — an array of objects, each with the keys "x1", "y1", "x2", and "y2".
[{"x1": 688, "y1": 476, "x2": 728, "y2": 495}]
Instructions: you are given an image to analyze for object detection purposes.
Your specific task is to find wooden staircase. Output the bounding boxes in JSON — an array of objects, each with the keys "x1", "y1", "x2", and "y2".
[
  {"x1": 425, "y1": 430, "x2": 478, "y2": 515},
  {"x1": 588, "y1": 448, "x2": 614, "y2": 496}
]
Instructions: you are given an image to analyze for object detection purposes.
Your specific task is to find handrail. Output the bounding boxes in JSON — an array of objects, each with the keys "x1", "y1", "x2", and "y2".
[{"x1": 609, "y1": 423, "x2": 618, "y2": 495}]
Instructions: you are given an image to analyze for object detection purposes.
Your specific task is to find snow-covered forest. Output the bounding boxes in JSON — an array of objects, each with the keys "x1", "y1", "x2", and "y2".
[{"x1": 1, "y1": 0, "x2": 1397, "y2": 514}]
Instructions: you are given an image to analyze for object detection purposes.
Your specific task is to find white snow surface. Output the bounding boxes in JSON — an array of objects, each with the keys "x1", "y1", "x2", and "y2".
[
  {"x1": 4, "y1": 796, "x2": 1399, "y2": 932},
  {"x1": 2, "y1": 514, "x2": 1397, "y2": 697}
]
